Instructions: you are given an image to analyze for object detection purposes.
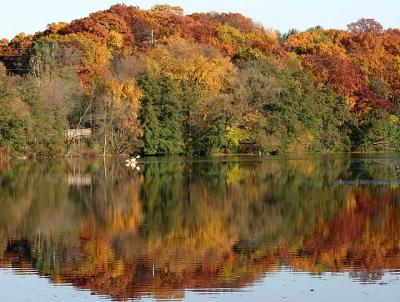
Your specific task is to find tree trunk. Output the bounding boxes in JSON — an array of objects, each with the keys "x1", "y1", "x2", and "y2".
[{"x1": 103, "y1": 133, "x2": 107, "y2": 156}]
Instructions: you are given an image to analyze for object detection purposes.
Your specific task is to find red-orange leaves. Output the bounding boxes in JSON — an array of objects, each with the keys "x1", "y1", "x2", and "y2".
[{"x1": 304, "y1": 54, "x2": 364, "y2": 106}]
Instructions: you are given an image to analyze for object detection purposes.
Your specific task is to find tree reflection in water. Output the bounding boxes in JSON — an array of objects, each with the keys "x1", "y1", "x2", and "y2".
[{"x1": 0, "y1": 155, "x2": 399, "y2": 300}]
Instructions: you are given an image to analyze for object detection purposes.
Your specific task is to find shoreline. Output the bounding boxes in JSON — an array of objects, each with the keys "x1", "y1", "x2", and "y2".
[{"x1": 3, "y1": 151, "x2": 400, "y2": 162}]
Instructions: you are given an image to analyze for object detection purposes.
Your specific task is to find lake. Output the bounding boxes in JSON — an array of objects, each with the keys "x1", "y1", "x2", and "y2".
[{"x1": 0, "y1": 154, "x2": 399, "y2": 301}]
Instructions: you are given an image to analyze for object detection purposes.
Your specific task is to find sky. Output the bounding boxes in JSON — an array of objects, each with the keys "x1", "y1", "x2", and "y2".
[{"x1": 1, "y1": 0, "x2": 399, "y2": 39}]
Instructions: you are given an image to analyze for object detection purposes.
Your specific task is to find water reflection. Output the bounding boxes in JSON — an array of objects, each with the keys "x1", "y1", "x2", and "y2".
[{"x1": 0, "y1": 155, "x2": 400, "y2": 300}]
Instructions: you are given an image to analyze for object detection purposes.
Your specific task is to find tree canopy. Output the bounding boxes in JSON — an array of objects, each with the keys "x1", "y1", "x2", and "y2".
[{"x1": 0, "y1": 5, "x2": 399, "y2": 157}]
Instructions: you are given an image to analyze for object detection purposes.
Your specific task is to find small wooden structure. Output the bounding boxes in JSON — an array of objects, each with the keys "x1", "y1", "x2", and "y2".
[{"x1": 67, "y1": 128, "x2": 92, "y2": 141}]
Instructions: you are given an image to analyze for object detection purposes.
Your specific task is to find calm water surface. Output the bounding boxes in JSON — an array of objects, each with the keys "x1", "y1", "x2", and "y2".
[{"x1": 0, "y1": 154, "x2": 400, "y2": 301}]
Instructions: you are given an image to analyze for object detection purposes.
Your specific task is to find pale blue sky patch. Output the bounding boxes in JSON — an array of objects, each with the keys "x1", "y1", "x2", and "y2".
[{"x1": 1, "y1": 0, "x2": 399, "y2": 39}]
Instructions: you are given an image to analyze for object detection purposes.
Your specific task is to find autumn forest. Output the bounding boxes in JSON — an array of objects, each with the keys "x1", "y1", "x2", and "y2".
[{"x1": 1, "y1": 4, "x2": 400, "y2": 157}]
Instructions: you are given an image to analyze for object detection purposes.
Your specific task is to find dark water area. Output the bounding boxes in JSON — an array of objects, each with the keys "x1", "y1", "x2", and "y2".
[{"x1": 0, "y1": 154, "x2": 400, "y2": 301}]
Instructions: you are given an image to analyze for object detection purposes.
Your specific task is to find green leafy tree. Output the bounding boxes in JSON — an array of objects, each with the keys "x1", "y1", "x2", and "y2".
[
  {"x1": 157, "y1": 74, "x2": 184, "y2": 155},
  {"x1": 29, "y1": 40, "x2": 59, "y2": 80},
  {"x1": 139, "y1": 72, "x2": 163, "y2": 155},
  {"x1": 0, "y1": 64, "x2": 31, "y2": 155},
  {"x1": 357, "y1": 109, "x2": 400, "y2": 151},
  {"x1": 139, "y1": 72, "x2": 183, "y2": 155}
]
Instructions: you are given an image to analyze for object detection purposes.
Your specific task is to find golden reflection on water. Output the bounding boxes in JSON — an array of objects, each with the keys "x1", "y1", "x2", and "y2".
[{"x1": 0, "y1": 155, "x2": 400, "y2": 300}]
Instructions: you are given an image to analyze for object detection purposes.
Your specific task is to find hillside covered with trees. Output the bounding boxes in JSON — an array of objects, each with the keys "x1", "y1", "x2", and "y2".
[{"x1": 0, "y1": 4, "x2": 399, "y2": 157}]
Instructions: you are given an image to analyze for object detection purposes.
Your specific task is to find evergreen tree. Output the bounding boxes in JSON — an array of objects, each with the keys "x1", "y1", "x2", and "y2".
[
  {"x1": 139, "y1": 73, "x2": 162, "y2": 155},
  {"x1": 157, "y1": 74, "x2": 184, "y2": 155},
  {"x1": 139, "y1": 72, "x2": 184, "y2": 155}
]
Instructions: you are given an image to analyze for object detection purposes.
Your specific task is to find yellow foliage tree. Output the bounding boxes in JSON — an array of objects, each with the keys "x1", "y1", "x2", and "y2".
[{"x1": 146, "y1": 38, "x2": 236, "y2": 95}]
